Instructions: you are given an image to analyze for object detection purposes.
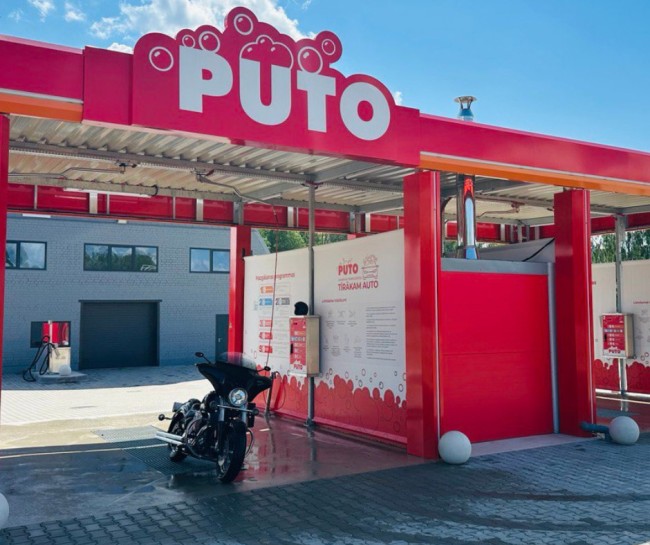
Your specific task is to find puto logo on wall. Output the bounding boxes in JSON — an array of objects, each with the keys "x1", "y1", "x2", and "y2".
[
  {"x1": 337, "y1": 255, "x2": 380, "y2": 291},
  {"x1": 132, "y1": 7, "x2": 419, "y2": 165}
]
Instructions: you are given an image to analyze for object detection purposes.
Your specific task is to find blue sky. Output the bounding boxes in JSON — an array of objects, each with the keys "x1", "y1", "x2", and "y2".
[{"x1": 2, "y1": 0, "x2": 649, "y2": 152}]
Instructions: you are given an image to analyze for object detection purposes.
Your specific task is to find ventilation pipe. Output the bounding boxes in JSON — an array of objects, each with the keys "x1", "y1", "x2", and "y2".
[{"x1": 454, "y1": 96, "x2": 478, "y2": 259}]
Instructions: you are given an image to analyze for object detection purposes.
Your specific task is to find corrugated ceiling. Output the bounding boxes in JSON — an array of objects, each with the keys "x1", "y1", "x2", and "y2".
[{"x1": 8, "y1": 115, "x2": 650, "y2": 225}]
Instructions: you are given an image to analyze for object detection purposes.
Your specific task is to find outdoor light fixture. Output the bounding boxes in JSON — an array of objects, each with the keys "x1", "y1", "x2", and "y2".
[
  {"x1": 63, "y1": 188, "x2": 152, "y2": 198},
  {"x1": 455, "y1": 96, "x2": 477, "y2": 122}
]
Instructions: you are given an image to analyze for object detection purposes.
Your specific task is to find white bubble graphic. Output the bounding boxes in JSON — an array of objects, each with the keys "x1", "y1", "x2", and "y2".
[
  {"x1": 298, "y1": 46, "x2": 323, "y2": 74},
  {"x1": 199, "y1": 31, "x2": 220, "y2": 52},
  {"x1": 149, "y1": 47, "x2": 174, "y2": 72},
  {"x1": 234, "y1": 14, "x2": 254, "y2": 35},
  {"x1": 322, "y1": 38, "x2": 337, "y2": 57}
]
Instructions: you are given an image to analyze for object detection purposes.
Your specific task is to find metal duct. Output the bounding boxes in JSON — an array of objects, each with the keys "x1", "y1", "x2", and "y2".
[
  {"x1": 456, "y1": 174, "x2": 479, "y2": 259},
  {"x1": 454, "y1": 96, "x2": 478, "y2": 259}
]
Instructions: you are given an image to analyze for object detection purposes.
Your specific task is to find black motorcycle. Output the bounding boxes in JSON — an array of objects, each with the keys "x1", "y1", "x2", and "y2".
[{"x1": 156, "y1": 352, "x2": 272, "y2": 483}]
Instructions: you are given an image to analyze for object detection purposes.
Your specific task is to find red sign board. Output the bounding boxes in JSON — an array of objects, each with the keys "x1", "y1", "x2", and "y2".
[
  {"x1": 289, "y1": 317, "x2": 307, "y2": 373},
  {"x1": 602, "y1": 314, "x2": 627, "y2": 357},
  {"x1": 130, "y1": 7, "x2": 419, "y2": 165}
]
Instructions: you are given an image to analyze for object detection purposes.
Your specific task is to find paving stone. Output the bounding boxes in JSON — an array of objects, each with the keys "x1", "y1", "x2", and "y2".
[{"x1": 3, "y1": 434, "x2": 650, "y2": 544}]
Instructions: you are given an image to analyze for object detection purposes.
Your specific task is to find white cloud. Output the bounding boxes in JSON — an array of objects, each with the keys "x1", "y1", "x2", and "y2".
[
  {"x1": 393, "y1": 91, "x2": 403, "y2": 106},
  {"x1": 108, "y1": 42, "x2": 134, "y2": 54},
  {"x1": 90, "y1": 0, "x2": 306, "y2": 44},
  {"x1": 28, "y1": 0, "x2": 55, "y2": 21},
  {"x1": 64, "y1": 2, "x2": 86, "y2": 22},
  {"x1": 9, "y1": 10, "x2": 24, "y2": 22}
]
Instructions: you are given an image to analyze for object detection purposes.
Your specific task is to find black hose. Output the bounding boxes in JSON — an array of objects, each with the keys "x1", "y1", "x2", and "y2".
[
  {"x1": 523, "y1": 238, "x2": 555, "y2": 262},
  {"x1": 22, "y1": 336, "x2": 54, "y2": 382}
]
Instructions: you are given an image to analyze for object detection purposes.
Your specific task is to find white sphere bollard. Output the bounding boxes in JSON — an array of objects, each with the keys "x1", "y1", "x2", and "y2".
[
  {"x1": 58, "y1": 364, "x2": 72, "y2": 376},
  {"x1": 0, "y1": 492, "x2": 9, "y2": 529},
  {"x1": 609, "y1": 416, "x2": 640, "y2": 445},
  {"x1": 439, "y1": 431, "x2": 472, "y2": 464}
]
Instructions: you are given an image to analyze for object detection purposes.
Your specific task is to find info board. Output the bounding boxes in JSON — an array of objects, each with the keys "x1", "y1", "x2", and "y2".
[
  {"x1": 592, "y1": 259, "x2": 650, "y2": 393},
  {"x1": 243, "y1": 230, "x2": 407, "y2": 441}
]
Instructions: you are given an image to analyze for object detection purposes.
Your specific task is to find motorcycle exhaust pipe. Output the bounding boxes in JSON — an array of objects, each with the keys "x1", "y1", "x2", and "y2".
[{"x1": 155, "y1": 430, "x2": 183, "y2": 446}]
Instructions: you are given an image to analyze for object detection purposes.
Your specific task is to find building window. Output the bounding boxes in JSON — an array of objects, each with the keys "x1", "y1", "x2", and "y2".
[
  {"x1": 190, "y1": 248, "x2": 230, "y2": 273},
  {"x1": 6, "y1": 241, "x2": 47, "y2": 270},
  {"x1": 84, "y1": 244, "x2": 158, "y2": 272}
]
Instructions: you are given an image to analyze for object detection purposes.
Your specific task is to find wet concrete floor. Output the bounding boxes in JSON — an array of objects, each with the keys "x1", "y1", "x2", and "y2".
[
  {"x1": 1, "y1": 366, "x2": 649, "y2": 537},
  {"x1": 0, "y1": 413, "x2": 424, "y2": 528}
]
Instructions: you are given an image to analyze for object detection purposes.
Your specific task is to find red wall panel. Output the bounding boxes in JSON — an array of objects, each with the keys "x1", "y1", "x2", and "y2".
[
  {"x1": 370, "y1": 214, "x2": 400, "y2": 233},
  {"x1": 0, "y1": 116, "x2": 9, "y2": 394},
  {"x1": 228, "y1": 226, "x2": 250, "y2": 354},
  {"x1": 109, "y1": 195, "x2": 173, "y2": 218},
  {"x1": 403, "y1": 171, "x2": 441, "y2": 457},
  {"x1": 420, "y1": 113, "x2": 650, "y2": 188},
  {"x1": 593, "y1": 358, "x2": 619, "y2": 391},
  {"x1": 244, "y1": 203, "x2": 287, "y2": 227},
  {"x1": 554, "y1": 190, "x2": 595, "y2": 434},
  {"x1": 295, "y1": 208, "x2": 349, "y2": 231},
  {"x1": 439, "y1": 271, "x2": 553, "y2": 443},
  {"x1": 626, "y1": 361, "x2": 650, "y2": 394},
  {"x1": 0, "y1": 38, "x2": 83, "y2": 99},
  {"x1": 83, "y1": 47, "x2": 132, "y2": 126},
  {"x1": 7, "y1": 183, "x2": 34, "y2": 209},
  {"x1": 203, "y1": 200, "x2": 233, "y2": 223},
  {"x1": 37, "y1": 186, "x2": 88, "y2": 212}
]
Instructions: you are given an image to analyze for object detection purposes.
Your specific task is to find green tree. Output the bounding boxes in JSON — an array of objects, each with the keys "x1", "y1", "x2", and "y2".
[
  {"x1": 297, "y1": 232, "x2": 347, "y2": 246},
  {"x1": 258, "y1": 229, "x2": 348, "y2": 252},
  {"x1": 591, "y1": 229, "x2": 650, "y2": 263},
  {"x1": 258, "y1": 229, "x2": 305, "y2": 252}
]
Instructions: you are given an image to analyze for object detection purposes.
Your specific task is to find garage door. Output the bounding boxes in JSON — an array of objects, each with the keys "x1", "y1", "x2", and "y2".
[{"x1": 80, "y1": 302, "x2": 159, "y2": 369}]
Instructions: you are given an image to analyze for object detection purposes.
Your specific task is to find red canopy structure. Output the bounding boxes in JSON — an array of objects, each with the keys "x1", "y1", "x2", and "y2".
[{"x1": 1, "y1": 7, "x2": 648, "y2": 456}]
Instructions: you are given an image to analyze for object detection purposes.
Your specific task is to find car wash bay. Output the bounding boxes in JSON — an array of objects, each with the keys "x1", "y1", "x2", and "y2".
[{"x1": 2, "y1": 7, "x2": 650, "y2": 459}]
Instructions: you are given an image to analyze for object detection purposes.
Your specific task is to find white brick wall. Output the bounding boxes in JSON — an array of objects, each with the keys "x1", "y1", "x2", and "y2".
[{"x1": 3, "y1": 215, "x2": 268, "y2": 372}]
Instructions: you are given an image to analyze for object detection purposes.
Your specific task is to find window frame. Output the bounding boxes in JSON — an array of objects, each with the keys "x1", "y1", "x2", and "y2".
[
  {"x1": 6, "y1": 240, "x2": 47, "y2": 270},
  {"x1": 190, "y1": 247, "x2": 230, "y2": 274},
  {"x1": 83, "y1": 243, "x2": 158, "y2": 272}
]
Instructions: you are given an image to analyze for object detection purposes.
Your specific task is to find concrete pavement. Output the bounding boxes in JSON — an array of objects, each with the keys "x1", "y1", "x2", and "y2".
[{"x1": 0, "y1": 366, "x2": 649, "y2": 544}]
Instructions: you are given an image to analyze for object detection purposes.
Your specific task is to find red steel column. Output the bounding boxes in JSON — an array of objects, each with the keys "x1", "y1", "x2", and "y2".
[
  {"x1": 228, "y1": 225, "x2": 251, "y2": 354},
  {"x1": 403, "y1": 170, "x2": 441, "y2": 458},
  {"x1": 554, "y1": 189, "x2": 595, "y2": 434},
  {"x1": 0, "y1": 115, "x2": 8, "y2": 402}
]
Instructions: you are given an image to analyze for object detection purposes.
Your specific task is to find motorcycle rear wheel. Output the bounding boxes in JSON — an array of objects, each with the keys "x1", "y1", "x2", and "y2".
[
  {"x1": 216, "y1": 420, "x2": 247, "y2": 483},
  {"x1": 168, "y1": 418, "x2": 187, "y2": 463}
]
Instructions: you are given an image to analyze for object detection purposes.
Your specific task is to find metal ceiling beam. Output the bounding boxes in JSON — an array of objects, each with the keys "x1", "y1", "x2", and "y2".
[
  {"x1": 617, "y1": 203, "x2": 650, "y2": 215},
  {"x1": 358, "y1": 198, "x2": 404, "y2": 214},
  {"x1": 10, "y1": 141, "x2": 309, "y2": 183},
  {"x1": 522, "y1": 216, "x2": 558, "y2": 226},
  {"x1": 441, "y1": 179, "x2": 531, "y2": 199},
  {"x1": 7, "y1": 175, "x2": 242, "y2": 201},
  {"x1": 469, "y1": 191, "x2": 618, "y2": 215},
  {"x1": 310, "y1": 161, "x2": 378, "y2": 183},
  {"x1": 473, "y1": 179, "x2": 530, "y2": 194},
  {"x1": 243, "y1": 182, "x2": 300, "y2": 200},
  {"x1": 265, "y1": 198, "x2": 356, "y2": 213},
  {"x1": 10, "y1": 141, "x2": 406, "y2": 198},
  {"x1": 442, "y1": 212, "x2": 522, "y2": 225},
  {"x1": 322, "y1": 178, "x2": 403, "y2": 193}
]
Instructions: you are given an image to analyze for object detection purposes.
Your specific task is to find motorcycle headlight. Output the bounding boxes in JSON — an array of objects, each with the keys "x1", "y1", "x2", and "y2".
[{"x1": 228, "y1": 388, "x2": 248, "y2": 407}]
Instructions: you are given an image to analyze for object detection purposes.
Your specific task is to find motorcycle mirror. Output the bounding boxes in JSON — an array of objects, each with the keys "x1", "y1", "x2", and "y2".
[{"x1": 195, "y1": 352, "x2": 204, "y2": 358}]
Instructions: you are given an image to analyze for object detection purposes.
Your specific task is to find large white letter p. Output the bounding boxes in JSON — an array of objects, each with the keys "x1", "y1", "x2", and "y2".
[{"x1": 179, "y1": 46, "x2": 233, "y2": 113}]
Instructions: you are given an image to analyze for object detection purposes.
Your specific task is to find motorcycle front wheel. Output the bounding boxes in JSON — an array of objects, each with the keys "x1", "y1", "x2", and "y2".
[{"x1": 216, "y1": 420, "x2": 247, "y2": 483}]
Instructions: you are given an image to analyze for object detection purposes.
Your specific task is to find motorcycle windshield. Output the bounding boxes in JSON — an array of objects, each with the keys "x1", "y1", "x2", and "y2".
[{"x1": 216, "y1": 352, "x2": 258, "y2": 371}]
